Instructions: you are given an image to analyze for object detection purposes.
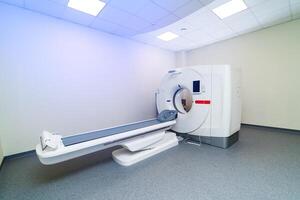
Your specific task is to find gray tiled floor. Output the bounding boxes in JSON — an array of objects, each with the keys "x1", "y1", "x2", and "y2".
[{"x1": 1, "y1": 125, "x2": 300, "y2": 200}]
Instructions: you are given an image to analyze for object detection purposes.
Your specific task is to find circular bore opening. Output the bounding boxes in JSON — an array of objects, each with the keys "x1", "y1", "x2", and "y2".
[{"x1": 173, "y1": 88, "x2": 193, "y2": 114}]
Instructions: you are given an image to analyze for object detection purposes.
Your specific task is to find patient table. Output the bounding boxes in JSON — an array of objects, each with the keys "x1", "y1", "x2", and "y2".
[{"x1": 36, "y1": 111, "x2": 178, "y2": 166}]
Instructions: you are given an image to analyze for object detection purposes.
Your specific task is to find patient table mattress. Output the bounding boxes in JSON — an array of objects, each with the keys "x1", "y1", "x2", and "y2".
[{"x1": 62, "y1": 119, "x2": 163, "y2": 146}]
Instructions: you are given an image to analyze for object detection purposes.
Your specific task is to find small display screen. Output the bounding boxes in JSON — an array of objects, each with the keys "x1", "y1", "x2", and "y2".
[{"x1": 193, "y1": 80, "x2": 200, "y2": 93}]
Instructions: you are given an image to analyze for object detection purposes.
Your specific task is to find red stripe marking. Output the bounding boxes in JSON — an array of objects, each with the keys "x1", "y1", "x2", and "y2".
[{"x1": 195, "y1": 100, "x2": 211, "y2": 104}]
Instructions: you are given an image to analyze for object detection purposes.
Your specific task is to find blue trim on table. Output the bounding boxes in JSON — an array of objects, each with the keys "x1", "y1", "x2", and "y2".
[{"x1": 62, "y1": 119, "x2": 163, "y2": 146}]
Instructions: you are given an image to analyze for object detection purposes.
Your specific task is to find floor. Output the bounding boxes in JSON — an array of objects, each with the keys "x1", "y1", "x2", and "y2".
[{"x1": 1, "y1": 125, "x2": 300, "y2": 200}]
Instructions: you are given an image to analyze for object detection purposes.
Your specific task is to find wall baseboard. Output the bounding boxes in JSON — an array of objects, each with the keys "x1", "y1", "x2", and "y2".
[
  {"x1": 0, "y1": 157, "x2": 3, "y2": 170},
  {"x1": 241, "y1": 123, "x2": 300, "y2": 134},
  {"x1": 5, "y1": 150, "x2": 35, "y2": 160},
  {"x1": 0, "y1": 150, "x2": 35, "y2": 171}
]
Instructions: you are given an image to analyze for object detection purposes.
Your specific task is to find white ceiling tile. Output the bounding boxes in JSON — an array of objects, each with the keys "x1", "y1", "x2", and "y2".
[
  {"x1": 173, "y1": 0, "x2": 203, "y2": 18},
  {"x1": 182, "y1": 38, "x2": 216, "y2": 49},
  {"x1": 193, "y1": 19, "x2": 234, "y2": 40},
  {"x1": 263, "y1": 16, "x2": 292, "y2": 27},
  {"x1": 147, "y1": 14, "x2": 180, "y2": 31},
  {"x1": 25, "y1": 0, "x2": 65, "y2": 18},
  {"x1": 98, "y1": 5, "x2": 130, "y2": 21},
  {"x1": 161, "y1": 21, "x2": 195, "y2": 36},
  {"x1": 183, "y1": 29, "x2": 215, "y2": 43},
  {"x1": 98, "y1": 5, "x2": 151, "y2": 31},
  {"x1": 291, "y1": 2, "x2": 300, "y2": 19},
  {"x1": 243, "y1": 0, "x2": 267, "y2": 8},
  {"x1": 214, "y1": 32, "x2": 237, "y2": 41},
  {"x1": 0, "y1": 0, "x2": 24, "y2": 6},
  {"x1": 134, "y1": 18, "x2": 181, "y2": 38},
  {"x1": 138, "y1": 25, "x2": 157, "y2": 33},
  {"x1": 251, "y1": 0, "x2": 290, "y2": 18},
  {"x1": 145, "y1": 27, "x2": 171, "y2": 38},
  {"x1": 223, "y1": 9, "x2": 260, "y2": 33},
  {"x1": 132, "y1": 33, "x2": 180, "y2": 50},
  {"x1": 176, "y1": 11, "x2": 234, "y2": 38},
  {"x1": 198, "y1": 0, "x2": 215, "y2": 6},
  {"x1": 250, "y1": 0, "x2": 291, "y2": 27},
  {"x1": 290, "y1": 0, "x2": 300, "y2": 4},
  {"x1": 178, "y1": 43, "x2": 199, "y2": 50},
  {"x1": 132, "y1": 33, "x2": 158, "y2": 44},
  {"x1": 151, "y1": 0, "x2": 191, "y2": 11},
  {"x1": 234, "y1": 24, "x2": 261, "y2": 35},
  {"x1": 260, "y1": 13, "x2": 291, "y2": 28},
  {"x1": 113, "y1": 26, "x2": 137, "y2": 37},
  {"x1": 203, "y1": 23, "x2": 236, "y2": 39},
  {"x1": 160, "y1": 6, "x2": 235, "y2": 40},
  {"x1": 164, "y1": 36, "x2": 194, "y2": 47},
  {"x1": 120, "y1": 15, "x2": 151, "y2": 31},
  {"x1": 135, "y1": 1, "x2": 170, "y2": 23},
  {"x1": 90, "y1": 18, "x2": 119, "y2": 33},
  {"x1": 144, "y1": 27, "x2": 189, "y2": 49},
  {"x1": 109, "y1": 0, "x2": 148, "y2": 14},
  {"x1": 49, "y1": 0, "x2": 68, "y2": 5},
  {"x1": 62, "y1": 7, "x2": 95, "y2": 26},
  {"x1": 254, "y1": 8, "x2": 291, "y2": 27},
  {"x1": 161, "y1": 38, "x2": 196, "y2": 51},
  {"x1": 182, "y1": 8, "x2": 223, "y2": 29},
  {"x1": 206, "y1": 0, "x2": 232, "y2": 10}
]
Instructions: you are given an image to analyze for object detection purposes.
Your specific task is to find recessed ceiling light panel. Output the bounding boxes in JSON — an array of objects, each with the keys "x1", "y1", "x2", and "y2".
[
  {"x1": 157, "y1": 32, "x2": 179, "y2": 41},
  {"x1": 212, "y1": 0, "x2": 247, "y2": 19},
  {"x1": 68, "y1": 0, "x2": 106, "y2": 16}
]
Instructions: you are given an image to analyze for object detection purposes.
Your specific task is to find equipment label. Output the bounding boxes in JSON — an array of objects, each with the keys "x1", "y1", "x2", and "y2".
[{"x1": 195, "y1": 100, "x2": 211, "y2": 104}]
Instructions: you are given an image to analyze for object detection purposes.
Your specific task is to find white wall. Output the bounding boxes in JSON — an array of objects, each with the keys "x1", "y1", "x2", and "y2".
[
  {"x1": 184, "y1": 19, "x2": 300, "y2": 130},
  {"x1": 0, "y1": 3, "x2": 175, "y2": 156},
  {"x1": 175, "y1": 51, "x2": 187, "y2": 68},
  {"x1": 0, "y1": 137, "x2": 3, "y2": 165}
]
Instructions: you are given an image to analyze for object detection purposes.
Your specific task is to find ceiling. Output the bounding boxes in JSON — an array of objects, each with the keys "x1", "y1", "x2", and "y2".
[
  {"x1": 0, "y1": 0, "x2": 214, "y2": 36},
  {"x1": 0, "y1": 0, "x2": 299, "y2": 51},
  {"x1": 133, "y1": 0, "x2": 300, "y2": 51}
]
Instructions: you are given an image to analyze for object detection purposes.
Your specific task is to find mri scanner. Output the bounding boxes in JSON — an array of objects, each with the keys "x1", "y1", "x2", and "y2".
[{"x1": 36, "y1": 65, "x2": 241, "y2": 166}]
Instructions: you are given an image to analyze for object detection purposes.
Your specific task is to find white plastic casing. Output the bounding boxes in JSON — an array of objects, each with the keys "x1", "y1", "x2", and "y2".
[{"x1": 156, "y1": 65, "x2": 241, "y2": 138}]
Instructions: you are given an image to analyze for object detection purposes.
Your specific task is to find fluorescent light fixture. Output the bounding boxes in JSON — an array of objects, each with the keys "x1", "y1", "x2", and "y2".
[
  {"x1": 212, "y1": 0, "x2": 247, "y2": 19},
  {"x1": 68, "y1": 0, "x2": 106, "y2": 16},
  {"x1": 157, "y1": 32, "x2": 179, "y2": 41}
]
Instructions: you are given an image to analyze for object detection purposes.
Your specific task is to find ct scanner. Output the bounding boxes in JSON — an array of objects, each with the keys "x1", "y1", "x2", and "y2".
[
  {"x1": 157, "y1": 65, "x2": 241, "y2": 148},
  {"x1": 36, "y1": 65, "x2": 241, "y2": 166}
]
